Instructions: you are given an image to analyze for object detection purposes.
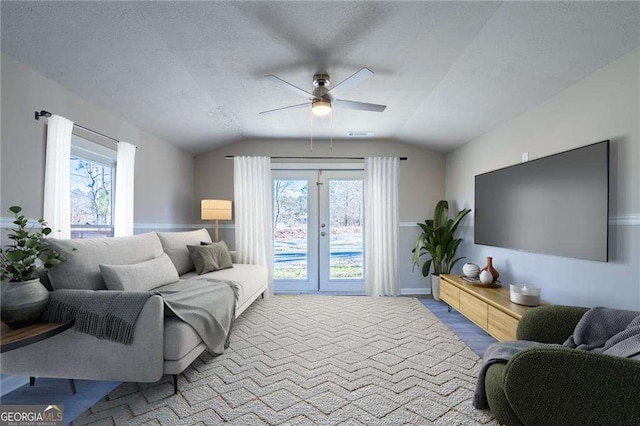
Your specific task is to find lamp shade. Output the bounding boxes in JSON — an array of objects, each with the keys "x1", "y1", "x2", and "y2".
[{"x1": 201, "y1": 199, "x2": 232, "y2": 221}]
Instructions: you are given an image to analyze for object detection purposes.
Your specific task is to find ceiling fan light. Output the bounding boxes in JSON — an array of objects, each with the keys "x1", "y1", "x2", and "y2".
[{"x1": 312, "y1": 100, "x2": 332, "y2": 116}]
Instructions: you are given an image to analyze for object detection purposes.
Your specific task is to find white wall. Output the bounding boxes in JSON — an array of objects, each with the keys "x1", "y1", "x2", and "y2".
[
  {"x1": 0, "y1": 53, "x2": 195, "y2": 234},
  {"x1": 194, "y1": 138, "x2": 447, "y2": 293},
  {"x1": 445, "y1": 48, "x2": 640, "y2": 310}
]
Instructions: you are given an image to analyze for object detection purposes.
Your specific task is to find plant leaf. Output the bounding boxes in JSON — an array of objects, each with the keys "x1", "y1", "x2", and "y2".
[
  {"x1": 433, "y1": 200, "x2": 448, "y2": 228},
  {"x1": 421, "y1": 259, "x2": 432, "y2": 277},
  {"x1": 5, "y1": 250, "x2": 26, "y2": 262},
  {"x1": 45, "y1": 258, "x2": 63, "y2": 266}
]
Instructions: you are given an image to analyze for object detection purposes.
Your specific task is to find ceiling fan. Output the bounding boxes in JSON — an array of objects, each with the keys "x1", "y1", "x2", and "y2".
[{"x1": 260, "y1": 67, "x2": 387, "y2": 116}]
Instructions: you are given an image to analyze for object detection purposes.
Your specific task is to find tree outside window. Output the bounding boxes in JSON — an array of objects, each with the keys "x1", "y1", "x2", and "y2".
[{"x1": 70, "y1": 156, "x2": 114, "y2": 238}]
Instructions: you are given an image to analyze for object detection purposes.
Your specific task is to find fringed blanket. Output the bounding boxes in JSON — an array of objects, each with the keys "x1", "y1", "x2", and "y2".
[
  {"x1": 42, "y1": 279, "x2": 239, "y2": 354},
  {"x1": 43, "y1": 290, "x2": 150, "y2": 344},
  {"x1": 474, "y1": 307, "x2": 640, "y2": 410}
]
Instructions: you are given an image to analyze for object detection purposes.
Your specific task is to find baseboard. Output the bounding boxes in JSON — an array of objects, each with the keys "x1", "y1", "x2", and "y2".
[
  {"x1": 0, "y1": 375, "x2": 28, "y2": 396},
  {"x1": 400, "y1": 288, "x2": 431, "y2": 295}
]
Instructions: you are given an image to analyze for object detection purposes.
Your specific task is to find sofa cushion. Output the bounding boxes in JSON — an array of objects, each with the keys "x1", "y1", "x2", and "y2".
[
  {"x1": 100, "y1": 253, "x2": 180, "y2": 291},
  {"x1": 164, "y1": 317, "x2": 202, "y2": 361},
  {"x1": 181, "y1": 263, "x2": 267, "y2": 307},
  {"x1": 47, "y1": 232, "x2": 164, "y2": 290},
  {"x1": 156, "y1": 229, "x2": 212, "y2": 275}
]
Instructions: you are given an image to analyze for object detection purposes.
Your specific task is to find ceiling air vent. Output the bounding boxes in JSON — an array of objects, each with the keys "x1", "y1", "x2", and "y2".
[{"x1": 347, "y1": 131, "x2": 375, "y2": 137}]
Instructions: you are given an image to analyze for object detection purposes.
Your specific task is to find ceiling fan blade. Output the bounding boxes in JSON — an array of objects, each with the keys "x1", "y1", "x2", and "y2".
[
  {"x1": 259, "y1": 102, "x2": 311, "y2": 115},
  {"x1": 265, "y1": 75, "x2": 316, "y2": 100},
  {"x1": 333, "y1": 99, "x2": 386, "y2": 112},
  {"x1": 328, "y1": 68, "x2": 374, "y2": 99}
]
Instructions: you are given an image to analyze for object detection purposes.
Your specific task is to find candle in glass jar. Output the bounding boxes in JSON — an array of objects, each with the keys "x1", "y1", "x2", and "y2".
[{"x1": 510, "y1": 284, "x2": 541, "y2": 307}]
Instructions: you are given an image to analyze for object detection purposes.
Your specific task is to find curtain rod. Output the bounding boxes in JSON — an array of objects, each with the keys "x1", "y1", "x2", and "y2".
[
  {"x1": 34, "y1": 110, "x2": 136, "y2": 148},
  {"x1": 225, "y1": 156, "x2": 408, "y2": 160}
]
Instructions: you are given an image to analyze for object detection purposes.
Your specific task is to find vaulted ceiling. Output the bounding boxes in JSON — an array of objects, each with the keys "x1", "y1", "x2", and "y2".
[{"x1": 2, "y1": 1, "x2": 639, "y2": 154}]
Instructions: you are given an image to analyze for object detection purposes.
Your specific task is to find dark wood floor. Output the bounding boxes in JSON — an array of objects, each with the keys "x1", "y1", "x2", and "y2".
[
  {"x1": 1, "y1": 296, "x2": 496, "y2": 425},
  {"x1": 420, "y1": 297, "x2": 497, "y2": 357}
]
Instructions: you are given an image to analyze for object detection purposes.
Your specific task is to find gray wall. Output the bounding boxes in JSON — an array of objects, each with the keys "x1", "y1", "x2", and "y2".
[
  {"x1": 194, "y1": 138, "x2": 446, "y2": 293},
  {"x1": 445, "y1": 48, "x2": 640, "y2": 310},
  {"x1": 0, "y1": 53, "x2": 195, "y2": 234}
]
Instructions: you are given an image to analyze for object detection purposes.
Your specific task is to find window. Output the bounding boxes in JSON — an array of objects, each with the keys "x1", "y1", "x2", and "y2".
[{"x1": 70, "y1": 134, "x2": 116, "y2": 239}]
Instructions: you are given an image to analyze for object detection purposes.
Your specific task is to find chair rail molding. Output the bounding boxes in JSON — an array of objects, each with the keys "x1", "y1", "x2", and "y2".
[{"x1": 2, "y1": 214, "x2": 637, "y2": 233}]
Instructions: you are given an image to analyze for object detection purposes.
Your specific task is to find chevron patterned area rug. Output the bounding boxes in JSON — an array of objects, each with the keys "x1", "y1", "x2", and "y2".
[{"x1": 74, "y1": 296, "x2": 497, "y2": 425}]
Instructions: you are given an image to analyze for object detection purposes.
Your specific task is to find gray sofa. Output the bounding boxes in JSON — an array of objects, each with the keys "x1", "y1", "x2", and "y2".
[{"x1": 0, "y1": 229, "x2": 267, "y2": 385}]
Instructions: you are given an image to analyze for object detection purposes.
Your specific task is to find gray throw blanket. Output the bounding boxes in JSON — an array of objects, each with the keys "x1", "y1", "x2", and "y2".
[
  {"x1": 43, "y1": 290, "x2": 151, "y2": 344},
  {"x1": 154, "y1": 278, "x2": 239, "y2": 355},
  {"x1": 474, "y1": 307, "x2": 640, "y2": 410},
  {"x1": 42, "y1": 278, "x2": 239, "y2": 354}
]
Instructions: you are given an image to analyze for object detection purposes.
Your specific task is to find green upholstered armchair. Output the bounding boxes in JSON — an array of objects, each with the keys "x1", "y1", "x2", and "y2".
[{"x1": 484, "y1": 305, "x2": 640, "y2": 426}]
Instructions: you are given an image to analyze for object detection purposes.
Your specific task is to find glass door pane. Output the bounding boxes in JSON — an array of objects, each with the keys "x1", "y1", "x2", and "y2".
[
  {"x1": 272, "y1": 170, "x2": 318, "y2": 292},
  {"x1": 319, "y1": 170, "x2": 365, "y2": 292},
  {"x1": 329, "y1": 179, "x2": 364, "y2": 280}
]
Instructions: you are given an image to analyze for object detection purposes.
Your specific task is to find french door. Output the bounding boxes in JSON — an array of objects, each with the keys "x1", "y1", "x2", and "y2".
[{"x1": 273, "y1": 169, "x2": 365, "y2": 293}]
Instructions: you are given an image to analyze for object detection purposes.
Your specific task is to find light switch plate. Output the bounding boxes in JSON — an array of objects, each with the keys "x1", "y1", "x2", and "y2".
[{"x1": 522, "y1": 152, "x2": 529, "y2": 162}]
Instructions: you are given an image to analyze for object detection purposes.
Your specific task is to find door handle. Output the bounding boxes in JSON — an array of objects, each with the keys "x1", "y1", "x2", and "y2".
[{"x1": 321, "y1": 231, "x2": 327, "y2": 236}]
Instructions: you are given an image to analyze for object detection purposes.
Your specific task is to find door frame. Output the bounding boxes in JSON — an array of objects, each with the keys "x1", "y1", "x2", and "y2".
[{"x1": 271, "y1": 163, "x2": 366, "y2": 294}]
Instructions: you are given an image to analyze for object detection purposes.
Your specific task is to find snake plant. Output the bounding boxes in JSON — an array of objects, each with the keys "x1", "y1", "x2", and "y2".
[{"x1": 412, "y1": 200, "x2": 471, "y2": 277}]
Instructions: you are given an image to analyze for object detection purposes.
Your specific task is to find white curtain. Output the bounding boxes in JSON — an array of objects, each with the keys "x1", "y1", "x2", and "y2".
[
  {"x1": 364, "y1": 157, "x2": 400, "y2": 296},
  {"x1": 114, "y1": 142, "x2": 136, "y2": 237},
  {"x1": 43, "y1": 115, "x2": 74, "y2": 239},
  {"x1": 234, "y1": 156, "x2": 274, "y2": 297}
]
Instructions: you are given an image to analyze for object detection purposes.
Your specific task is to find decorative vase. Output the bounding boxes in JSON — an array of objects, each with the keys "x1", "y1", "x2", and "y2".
[
  {"x1": 479, "y1": 270, "x2": 494, "y2": 284},
  {"x1": 481, "y1": 257, "x2": 499, "y2": 282},
  {"x1": 462, "y1": 263, "x2": 480, "y2": 278},
  {"x1": 431, "y1": 275, "x2": 441, "y2": 301},
  {"x1": 1, "y1": 278, "x2": 50, "y2": 328}
]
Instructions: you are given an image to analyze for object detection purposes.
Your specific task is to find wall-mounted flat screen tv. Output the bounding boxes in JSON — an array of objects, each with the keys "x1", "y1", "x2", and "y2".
[{"x1": 474, "y1": 140, "x2": 609, "y2": 262}]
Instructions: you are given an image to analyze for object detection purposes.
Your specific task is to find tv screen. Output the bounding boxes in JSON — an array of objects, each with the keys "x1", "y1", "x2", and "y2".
[{"x1": 474, "y1": 141, "x2": 609, "y2": 262}]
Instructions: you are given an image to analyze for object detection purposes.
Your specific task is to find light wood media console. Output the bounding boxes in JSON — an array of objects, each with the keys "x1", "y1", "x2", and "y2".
[{"x1": 439, "y1": 274, "x2": 546, "y2": 341}]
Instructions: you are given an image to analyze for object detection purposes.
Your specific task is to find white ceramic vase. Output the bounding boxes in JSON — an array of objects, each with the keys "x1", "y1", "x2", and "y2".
[
  {"x1": 462, "y1": 263, "x2": 480, "y2": 278},
  {"x1": 431, "y1": 275, "x2": 441, "y2": 301},
  {"x1": 479, "y1": 270, "x2": 494, "y2": 284}
]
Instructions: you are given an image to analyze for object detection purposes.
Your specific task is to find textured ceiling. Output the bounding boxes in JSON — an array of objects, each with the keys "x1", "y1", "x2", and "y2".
[{"x1": 2, "y1": 1, "x2": 639, "y2": 154}]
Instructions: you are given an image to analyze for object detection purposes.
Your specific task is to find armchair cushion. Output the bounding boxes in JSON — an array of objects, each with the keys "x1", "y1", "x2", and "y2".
[
  {"x1": 505, "y1": 347, "x2": 640, "y2": 426},
  {"x1": 517, "y1": 305, "x2": 589, "y2": 343}
]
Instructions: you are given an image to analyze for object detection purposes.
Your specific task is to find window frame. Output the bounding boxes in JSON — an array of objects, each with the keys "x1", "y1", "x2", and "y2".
[{"x1": 69, "y1": 134, "x2": 117, "y2": 239}]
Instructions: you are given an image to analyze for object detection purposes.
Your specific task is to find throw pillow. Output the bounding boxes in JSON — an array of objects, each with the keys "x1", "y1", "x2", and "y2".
[
  {"x1": 187, "y1": 245, "x2": 219, "y2": 275},
  {"x1": 99, "y1": 253, "x2": 180, "y2": 291},
  {"x1": 200, "y1": 240, "x2": 234, "y2": 270}
]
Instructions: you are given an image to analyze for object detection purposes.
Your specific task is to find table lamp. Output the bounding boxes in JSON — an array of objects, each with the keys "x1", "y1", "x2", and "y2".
[{"x1": 201, "y1": 199, "x2": 232, "y2": 242}]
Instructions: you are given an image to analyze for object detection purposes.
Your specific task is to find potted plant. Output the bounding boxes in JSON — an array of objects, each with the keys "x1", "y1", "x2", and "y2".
[
  {"x1": 0, "y1": 206, "x2": 67, "y2": 328},
  {"x1": 412, "y1": 200, "x2": 471, "y2": 301}
]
